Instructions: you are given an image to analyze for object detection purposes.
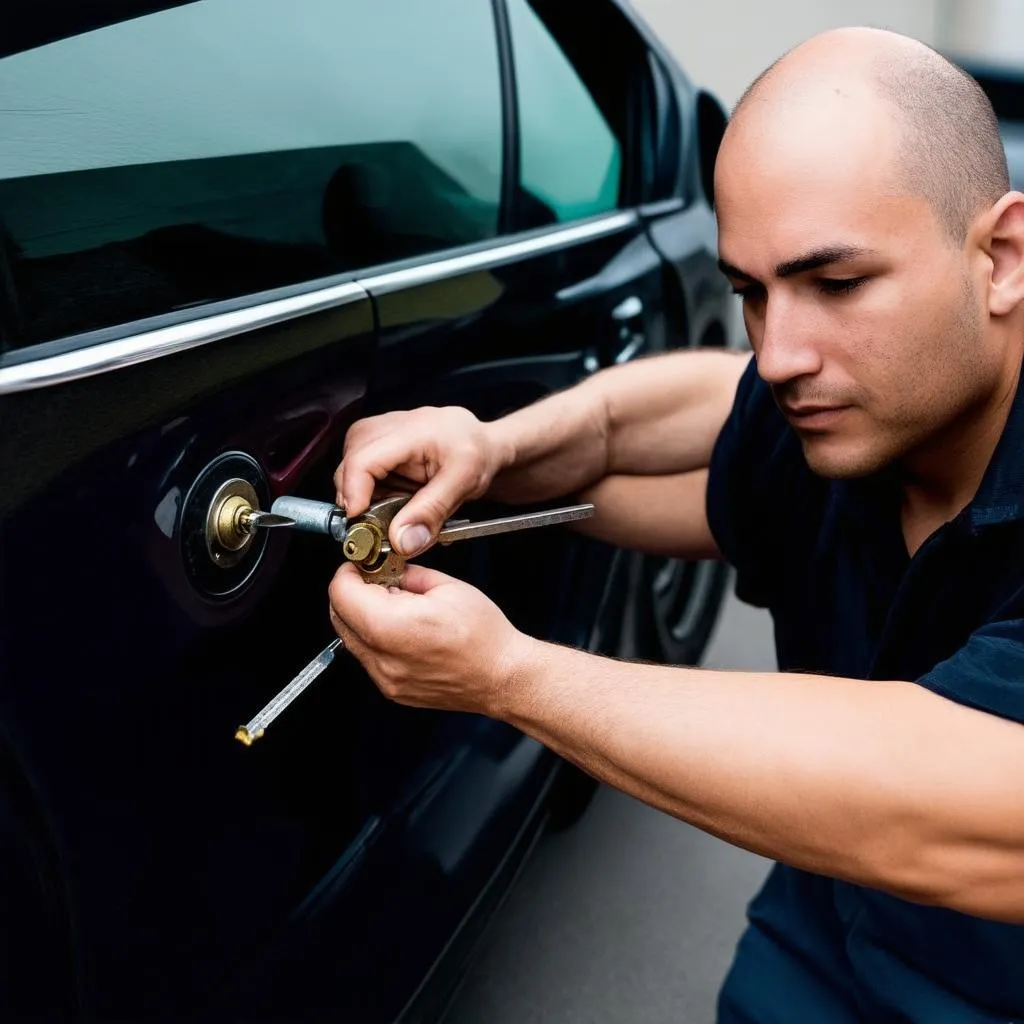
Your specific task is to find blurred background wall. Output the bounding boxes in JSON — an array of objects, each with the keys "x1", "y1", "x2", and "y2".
[{"x1": 632, "y1": 0, "x2": 1024, "y2": 110}]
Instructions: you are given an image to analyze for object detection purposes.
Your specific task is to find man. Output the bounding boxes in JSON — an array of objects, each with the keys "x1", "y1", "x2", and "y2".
[{"x1": 329, "y1": 27, "x2": 1024, "y2": 1022}]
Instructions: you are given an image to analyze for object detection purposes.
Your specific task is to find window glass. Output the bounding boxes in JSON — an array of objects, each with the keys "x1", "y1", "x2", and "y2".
[
  {"x1": 505, "y1": 0, "x2": 622, "y2": 225},
  {"x1": 0, "y1": 0, "x2": 503, "y2": 348}
]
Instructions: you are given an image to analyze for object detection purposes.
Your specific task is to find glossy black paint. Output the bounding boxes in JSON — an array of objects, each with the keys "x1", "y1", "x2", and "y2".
[{"x1": 0, "y1": 2, "x2": 731, "y2": 1020}]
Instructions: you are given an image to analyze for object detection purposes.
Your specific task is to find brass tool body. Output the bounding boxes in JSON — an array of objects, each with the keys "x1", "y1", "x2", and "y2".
[{"x1": 339, "y1": 496, "x2": 595, "y2": 587}]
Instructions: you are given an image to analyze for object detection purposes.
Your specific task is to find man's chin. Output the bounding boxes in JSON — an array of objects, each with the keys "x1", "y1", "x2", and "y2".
[{"x1": 799, "y1": 436, "x2": 889, "y2": 479}]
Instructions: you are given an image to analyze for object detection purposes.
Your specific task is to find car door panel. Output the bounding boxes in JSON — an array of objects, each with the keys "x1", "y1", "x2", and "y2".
[{"x1": 0, "y1": 294, "x2": 384, "y2": 1016}]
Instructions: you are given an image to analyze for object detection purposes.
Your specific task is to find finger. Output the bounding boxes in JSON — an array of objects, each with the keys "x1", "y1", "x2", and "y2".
[
  {"x1": 337, "y1": 433, "x2": 428, "y2": 518},
  {"x1": 376, "y1": 471, "x2": 421, "y2": 495},
  {"x1": 328, "y1": 562, "x2": 392, "y2": 638},
  {"x1": 328, "y1": 602, "x2": 357, "y2": 647},
  {"x1": 334, "y1": 416, "x2": 406, "y2": 504},
  {"x1": 328, "y1": 602, "x2": 378, "y2": 671},
  {"x1": 398, "y1": 563, "x2": 461, "y2": 596}
]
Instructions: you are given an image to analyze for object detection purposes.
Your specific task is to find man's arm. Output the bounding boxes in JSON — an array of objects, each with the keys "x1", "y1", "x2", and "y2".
[
  {"x1": 335, "y1": 349, "x2": 747, "y2": 557},
  {"x1": 486, "y1": 349, "x2": 748, "y2": 498},
  {"x1": 329, "y1": 563, "x2": 1024, "y2": 924},
  {"x1": 507, "y1": 641, "x2": 1024, "y2": 923},
  {"x1": 574, "y1": 469, "x2": 719, "y2": 559}
]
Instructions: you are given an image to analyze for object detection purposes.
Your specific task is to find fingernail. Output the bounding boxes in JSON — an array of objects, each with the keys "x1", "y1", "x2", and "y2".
[{"x1": 397, "y1": 524, "x2": 431, "y2": 555}]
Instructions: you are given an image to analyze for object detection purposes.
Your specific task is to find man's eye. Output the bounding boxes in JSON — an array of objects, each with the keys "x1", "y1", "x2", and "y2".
[
  {"x1": 818, "y1": 277, "x2": 867, "y2": 296},
  {"x1": 730, "y1": 284, "x2": 766, "y2": 303}
]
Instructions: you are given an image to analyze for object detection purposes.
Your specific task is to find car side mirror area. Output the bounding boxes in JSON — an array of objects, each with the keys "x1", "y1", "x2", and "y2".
[{"x1": 696, "y1": 89, "x2": 728, "y2": 209}]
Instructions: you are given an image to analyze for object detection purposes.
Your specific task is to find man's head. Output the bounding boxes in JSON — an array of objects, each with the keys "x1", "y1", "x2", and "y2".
[{"x1": 716, "y1": 27, "x2": 1024, "y2": 481}]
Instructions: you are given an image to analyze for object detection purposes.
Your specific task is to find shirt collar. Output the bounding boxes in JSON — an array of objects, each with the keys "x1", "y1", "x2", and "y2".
[
  {"x1": 832, "y1": 358, "x2": 1024, "y2": 534},
  {"x1": 969, "y1": 357, "x2": 1024, "y2": 529}
]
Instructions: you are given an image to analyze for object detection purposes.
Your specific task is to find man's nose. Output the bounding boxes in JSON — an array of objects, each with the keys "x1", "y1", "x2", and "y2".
[{"x1": 752, "y1": 294, "x2": 822, "y2": 385}]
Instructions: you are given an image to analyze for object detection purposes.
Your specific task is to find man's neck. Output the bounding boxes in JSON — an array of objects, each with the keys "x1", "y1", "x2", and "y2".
[{"x1": 898, "y1": 358, "x2": 1022, "y2": 556}]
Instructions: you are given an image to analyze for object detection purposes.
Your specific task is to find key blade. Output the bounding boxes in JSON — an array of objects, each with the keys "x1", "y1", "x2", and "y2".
[
  {"x1": 235, "y1": 638, "x2": 342, "y2": 745},
  {"x1": 436, "y1": 503, "x2": 595, "y2": 545}
]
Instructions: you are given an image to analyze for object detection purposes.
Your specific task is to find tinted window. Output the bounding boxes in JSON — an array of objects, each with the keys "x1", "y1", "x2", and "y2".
[
  {"x1": 506, "y1": 0, "x2": 622, "y2": 225},
  {"x1": 0, "y1": 0, "x2": 503, "y2": 349}
]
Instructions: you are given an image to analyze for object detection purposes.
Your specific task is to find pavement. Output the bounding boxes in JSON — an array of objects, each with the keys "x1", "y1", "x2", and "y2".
[{"x1": 444, "y1": 587, "x2": 777, "y2": 1024}]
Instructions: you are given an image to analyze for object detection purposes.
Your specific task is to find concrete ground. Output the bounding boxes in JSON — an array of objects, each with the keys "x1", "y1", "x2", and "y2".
[{"x1": 444, "y1": 589, "x2": 776, "y2": 1024}]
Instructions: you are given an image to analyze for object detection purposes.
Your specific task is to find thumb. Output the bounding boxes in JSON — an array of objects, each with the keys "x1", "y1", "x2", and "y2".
[{"x1": 389, "y1": 469, "x2": 479, "y2": 556}]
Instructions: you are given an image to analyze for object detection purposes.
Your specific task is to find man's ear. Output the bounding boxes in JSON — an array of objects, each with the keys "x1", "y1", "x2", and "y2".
[{"x1": 979, "y1": 192, "x2": 1024, "y2": 317}]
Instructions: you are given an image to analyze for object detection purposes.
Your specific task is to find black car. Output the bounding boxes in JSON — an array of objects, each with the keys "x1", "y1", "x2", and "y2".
[{"x1": 0, "y1": 2, "x2": 732, "y2": 1020}]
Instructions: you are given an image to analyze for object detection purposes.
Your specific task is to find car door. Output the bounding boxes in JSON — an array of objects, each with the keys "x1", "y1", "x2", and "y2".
[{"x1": 0, "y1": 2, "x2": 501, "y2": 1019}]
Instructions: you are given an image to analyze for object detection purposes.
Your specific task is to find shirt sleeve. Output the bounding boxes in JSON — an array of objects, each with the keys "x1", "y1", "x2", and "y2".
[
  {"x1": 917, "y1": 617, "x2": 1024, "y2": 725},
  {"x1": 705, "y1": 355, "x2": 804, "y2": 609}
]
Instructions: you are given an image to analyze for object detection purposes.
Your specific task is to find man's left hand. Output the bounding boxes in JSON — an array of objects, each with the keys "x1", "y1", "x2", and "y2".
[{"x1": 328, "y1": 562, "x2": 534, "y2": 716}]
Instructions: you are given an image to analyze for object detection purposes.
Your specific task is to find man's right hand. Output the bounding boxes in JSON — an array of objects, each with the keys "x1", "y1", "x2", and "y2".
[{"x1": 334, "y1": 406, "x2": 506, "y2": 557}]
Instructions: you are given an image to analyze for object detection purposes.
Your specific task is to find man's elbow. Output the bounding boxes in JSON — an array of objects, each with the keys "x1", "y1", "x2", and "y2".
[{"x1": 875, "y1": 835, "x2": 1024, "y2": 924}]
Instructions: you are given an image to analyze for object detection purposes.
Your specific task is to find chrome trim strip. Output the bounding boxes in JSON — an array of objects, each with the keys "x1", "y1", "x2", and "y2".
[
  {"x1": 0, "y1": 281, "x2": 367, "y2": 395},
  {"x1": 639, "y1": 197, "x2": 686, "y2": 218},
  {"x1": 0, "y1": 210, "x2": 638, "y2": 394},
  {"x1": 360, "y1": 211, "x2": 638, "y2": 296}
]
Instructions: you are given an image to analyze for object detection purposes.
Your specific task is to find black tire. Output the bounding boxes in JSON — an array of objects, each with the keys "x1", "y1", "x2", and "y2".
[{"x1": 618, "y1": 551, "x2": 730, "y2": 665}]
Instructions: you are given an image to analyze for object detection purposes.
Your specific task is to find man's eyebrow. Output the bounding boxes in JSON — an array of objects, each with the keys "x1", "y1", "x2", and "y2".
[
  {"x1": 718, "y1": 245, "x2": 879, "y2": 283},
  {"x1": 717, "y1": 258, "x2": 756, "y2": 282},
  {"x1": 775, "y1": 245, "x2": 878, "y2": 278}
]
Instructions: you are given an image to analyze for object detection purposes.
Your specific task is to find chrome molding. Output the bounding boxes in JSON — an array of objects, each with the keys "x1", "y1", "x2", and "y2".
[
  {"x1": 361, "y1": 212, "x2": 637, "y2": 296},
  {"x1": 0, "y1": 281, "x2": 368, "y2": 395},
  {"x1": 0, "y1": 211, "x2": 638, "y2": 394}
]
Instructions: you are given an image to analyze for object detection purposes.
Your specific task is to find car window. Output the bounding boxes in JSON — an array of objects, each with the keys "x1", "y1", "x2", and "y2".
[
  {"x1": 0, "y1": 0, "x2": 503, "y2": 350},
  {"x1": 505, "y1": 0, "x2": 622, "y2": 226}
]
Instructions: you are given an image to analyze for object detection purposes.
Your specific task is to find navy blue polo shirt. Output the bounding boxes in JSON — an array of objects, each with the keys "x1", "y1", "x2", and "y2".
[{"x1": 707, "y1": 356, "x2": 1024, "y2": 1023}]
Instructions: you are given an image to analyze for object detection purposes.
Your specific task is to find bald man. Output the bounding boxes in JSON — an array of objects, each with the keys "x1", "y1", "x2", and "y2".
[{"x1": 329, "y1": 28, "x2": 1024, "y2": 1022}]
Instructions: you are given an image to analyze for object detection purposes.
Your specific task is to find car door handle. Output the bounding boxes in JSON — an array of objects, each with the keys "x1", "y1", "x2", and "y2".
[
  {"x1": 611, "y1": 295, "x2": 644, "y2": 323},
  {"x1": 609, "y1": 295, "x2": 646, "y2": 364}
]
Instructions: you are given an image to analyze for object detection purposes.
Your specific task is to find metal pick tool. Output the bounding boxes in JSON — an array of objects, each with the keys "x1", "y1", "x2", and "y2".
[
  {"x1": 235, "y1": 638, "x2": 342, "y2": 746},
  {"x1": 235, "y1": 497, "x2": 595, "y2": 744},
  {"x1": 240, "y1": 510, "x2": 295, "y2": 531}
]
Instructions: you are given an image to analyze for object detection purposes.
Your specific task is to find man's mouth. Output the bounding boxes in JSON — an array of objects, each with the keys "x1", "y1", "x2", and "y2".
[{"x1": 780, "y1": 404, "x2": 851, "y2": 428}]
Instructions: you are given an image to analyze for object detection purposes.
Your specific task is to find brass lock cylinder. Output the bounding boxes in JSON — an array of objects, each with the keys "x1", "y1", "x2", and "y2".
[
  {"x1": 205, "y1": 478, "x2": 260, "y2": 568},
  {"x1": 342, "y1": 522, "x2": 381, "y2": 564}
]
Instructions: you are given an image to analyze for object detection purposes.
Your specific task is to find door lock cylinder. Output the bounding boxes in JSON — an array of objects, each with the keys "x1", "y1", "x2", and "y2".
[{"x1": 205, "y1": 480, "x2": 294, "y2": 568}]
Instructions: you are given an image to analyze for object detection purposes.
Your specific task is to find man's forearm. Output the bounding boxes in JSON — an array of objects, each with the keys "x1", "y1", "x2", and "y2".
[
  {"x1": 485, "y1": 349, "x2": 748, "y2": 503},
  {"x1": 503, "y1": 641, "x2": 1024, "y2": 923}
]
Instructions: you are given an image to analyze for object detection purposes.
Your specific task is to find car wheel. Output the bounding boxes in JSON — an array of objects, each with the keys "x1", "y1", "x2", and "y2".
[{"x1": 618, "y1": 552, "x2": 730, "y2": 665}]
